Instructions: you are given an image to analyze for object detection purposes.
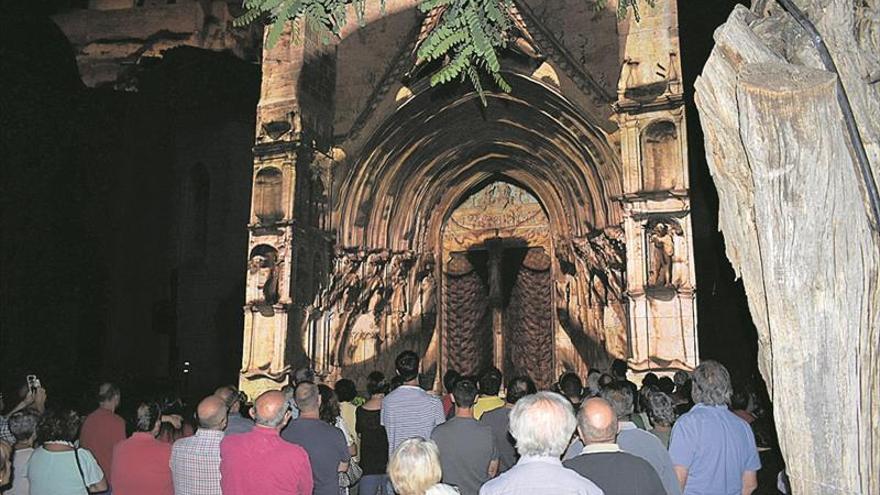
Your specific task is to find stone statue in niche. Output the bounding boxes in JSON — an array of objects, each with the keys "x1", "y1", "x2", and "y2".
[
  {"x1": 247, "y1": 248, "x2": 279, "y2": 306},
  {"x1": 648, "y1": 222, "x2": 676, "y2": 288}
]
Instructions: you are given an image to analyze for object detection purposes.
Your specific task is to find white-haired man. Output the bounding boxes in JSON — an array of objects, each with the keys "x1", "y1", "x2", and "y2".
[
  {"x1": 669, "y1": 361, "x2": 760, "y2": 495},
  {"x1": 479, "y1": 391, "x2": 603, "y2": 495}
]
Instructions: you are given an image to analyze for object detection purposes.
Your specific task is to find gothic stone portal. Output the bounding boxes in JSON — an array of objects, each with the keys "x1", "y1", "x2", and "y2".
[
  {"x1": 442, "y1": 182, "x2": 556, "y2": 389},
  {"x1": 238, "y1": 0, "x2": 699, "y2": 397}
]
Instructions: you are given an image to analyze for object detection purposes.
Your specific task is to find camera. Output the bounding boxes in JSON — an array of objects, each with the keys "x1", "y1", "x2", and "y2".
[{"x1": 26, "y1": 374, "x2": 41, "y2": 393}]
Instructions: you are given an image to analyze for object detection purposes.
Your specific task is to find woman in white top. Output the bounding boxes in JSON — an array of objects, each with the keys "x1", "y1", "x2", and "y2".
[{"x1": 26, "y1": 409, "x2": 108, "y2": 495}]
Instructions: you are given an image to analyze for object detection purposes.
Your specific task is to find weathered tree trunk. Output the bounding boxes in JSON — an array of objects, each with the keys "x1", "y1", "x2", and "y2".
[{"x1": 695, "y1": 3, "x2": 880, "y2": 494}]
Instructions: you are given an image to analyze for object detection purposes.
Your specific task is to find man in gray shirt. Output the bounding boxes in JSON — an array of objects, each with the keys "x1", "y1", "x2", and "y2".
[
  {"x1": 431, "y1": 378, "x2": 499, "y2": 495},
  {"x1": 480, "y1": 376, "x2": 536, "y2": 473},
  {"x1": 603, "y1": 382, "x2": 680, "y2": 495}
]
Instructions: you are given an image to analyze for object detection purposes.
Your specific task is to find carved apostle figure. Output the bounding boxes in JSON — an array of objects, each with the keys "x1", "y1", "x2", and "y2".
[
  {"x1": 649, "y1": 223, "x2": 675, "y2": 287},
  {"x1": 247, "y1": 252, "x2": 279, "y2": 306}
]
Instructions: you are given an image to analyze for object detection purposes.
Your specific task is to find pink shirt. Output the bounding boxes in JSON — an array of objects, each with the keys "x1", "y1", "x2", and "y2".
[
  {"x1": 80, "y1": 407, "x2": 126, "y2": 481},
  {"x1": 111, "y1": 432, "x2": 173, "y2": 495},
  {"x1": 220, "y1": 425, "x2": 313, "y2": 495}
]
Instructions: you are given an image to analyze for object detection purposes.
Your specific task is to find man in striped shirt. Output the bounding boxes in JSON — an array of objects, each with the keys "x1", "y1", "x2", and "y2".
[
  {"x1": 381, "y1": 351, "x2": 446, "y2": 456},
  {"x1": 170, "y1": 395, "x2": 227, "y2": 495}
]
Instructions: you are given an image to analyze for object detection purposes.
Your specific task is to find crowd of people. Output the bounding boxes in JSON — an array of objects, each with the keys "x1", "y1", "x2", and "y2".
[{"x1": 0, "y1": 352, "x2": 769, "y2": 495}]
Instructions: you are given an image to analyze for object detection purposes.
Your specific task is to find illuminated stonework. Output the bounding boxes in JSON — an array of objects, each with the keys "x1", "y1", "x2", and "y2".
[{"x1": 239, "y1": 0, "x2": 698, "y2": 396}]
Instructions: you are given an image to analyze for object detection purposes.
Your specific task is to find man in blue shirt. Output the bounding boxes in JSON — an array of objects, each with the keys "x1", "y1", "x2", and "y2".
[{"x1": 669, "y1": 361, "x2": 761, "y2": 495}]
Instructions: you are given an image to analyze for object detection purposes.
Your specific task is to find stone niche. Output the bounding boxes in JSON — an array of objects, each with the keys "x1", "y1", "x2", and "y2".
[{"x1": 640, "y1": 121, "x2": 683, "y2": 192}]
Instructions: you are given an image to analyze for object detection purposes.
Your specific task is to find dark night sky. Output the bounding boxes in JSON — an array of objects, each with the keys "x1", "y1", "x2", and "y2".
[{"x1": 0, "y1": 0, "x2": 761, "y2": 408}]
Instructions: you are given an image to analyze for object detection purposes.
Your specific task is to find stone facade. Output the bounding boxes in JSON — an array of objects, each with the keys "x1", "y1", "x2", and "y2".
[{"x1": 239, "y1": 0, "x2": 699, "y2": 396}]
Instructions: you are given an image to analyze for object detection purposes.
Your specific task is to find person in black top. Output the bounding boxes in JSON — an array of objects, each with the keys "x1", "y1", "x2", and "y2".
[
  {"x1": 563, "y1": 398, "x2": 665, "y2": 495},
  {"x1": 356, "y1": 371, "x2": 390, "y2": 495}
]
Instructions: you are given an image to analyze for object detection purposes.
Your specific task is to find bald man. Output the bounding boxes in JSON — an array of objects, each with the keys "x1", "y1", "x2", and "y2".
[
  {"x1": 170, "y1": 395, "x2": 227, "y2": 495},
  {"x1": 215, "y1": 385, "x2": 253, "y2": 435},
  {"x1": 563, "y1": 398, "x2": 665, "y2": 495},
  {"x1": 281, "y1": 383, "x2": 350, "y2": 495},
  {"x1": 220, "y1": 390, "x2": 313, "y2": 495}
]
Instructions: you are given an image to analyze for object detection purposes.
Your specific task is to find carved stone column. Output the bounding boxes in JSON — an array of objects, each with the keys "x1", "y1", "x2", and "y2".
[
  {"x1": 615, "y1": 0, "x2": 698, "y2": 375},
  {"x1": 240, "y1": 20, "x2": 337, "y2": 398}
]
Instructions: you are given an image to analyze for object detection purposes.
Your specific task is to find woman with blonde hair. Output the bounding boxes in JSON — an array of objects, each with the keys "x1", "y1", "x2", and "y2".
[{"x1": 387, "y1": 438, "x2": 458, "y2": 495}]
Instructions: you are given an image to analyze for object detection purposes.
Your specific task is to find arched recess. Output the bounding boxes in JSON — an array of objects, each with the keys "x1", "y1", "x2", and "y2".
[
  {"x1": 253, "y1": 167, "x2": 284, "y2": 224},
  {"x1": 320, "y1": 74, "x2": 624, "y2": 383},
  {"x1": 336, "y1": 73, "x2": 623, "y2": 255},
  {"x1": 640, "y1": 120, "x2": 681, "y2": 192}
]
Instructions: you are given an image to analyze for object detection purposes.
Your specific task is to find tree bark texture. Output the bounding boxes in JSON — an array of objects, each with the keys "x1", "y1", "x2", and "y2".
[{"x1": 695, "y1": 3, "x2": 880, "y2": 494}]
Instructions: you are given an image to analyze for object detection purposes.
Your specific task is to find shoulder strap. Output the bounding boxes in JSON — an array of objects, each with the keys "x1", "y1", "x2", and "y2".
[{"x1": 74, "y1": 448, "x2": 89, "y2": 491}]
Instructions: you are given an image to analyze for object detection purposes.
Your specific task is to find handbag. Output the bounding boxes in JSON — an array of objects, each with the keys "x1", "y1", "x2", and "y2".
[{"x1": 338, "y1": 457, "x2": 363, "y2": 488}]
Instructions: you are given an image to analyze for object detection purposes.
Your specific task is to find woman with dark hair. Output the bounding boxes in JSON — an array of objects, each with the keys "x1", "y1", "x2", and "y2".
[
  {"x1": 357, "y1": 371, "x2": 390, "y2": 495},
  {"x1": 335, "y1": 378, "x2": 360, "y2": 456},
  {"x1": 27, "y1": 409, "x2": 108, "y2": 495},
  {"x1": 318, "y1": 384, "x2": 357, "y2": 458}
]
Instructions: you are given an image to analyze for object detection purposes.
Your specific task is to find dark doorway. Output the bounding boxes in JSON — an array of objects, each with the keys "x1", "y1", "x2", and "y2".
[{"x1": 443, "y1": 242, "x2": 553, "y2": 387}]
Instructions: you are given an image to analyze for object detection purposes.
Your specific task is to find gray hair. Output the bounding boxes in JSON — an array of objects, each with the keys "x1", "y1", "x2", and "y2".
[
  {"x1": 8, "y1": 410, "x2": 39, "y2": 442},
  {"x1": 97, "y1": 382, "x2": 120, "y2": 404},
  {"x1": 254, "y1": 400, "x2": 289, "y2": 428},
  {"x1": 646, "y1": 391, "x2": 675, "y2": 427},
  {"x1": 508, "y1": 391, "x2": 576, "y2": 457},
  {"x1": 577, "y1": 401, "x2": 618, "y2": 444},
  {"x1": 691, "y1": 360, "x2": 732, "y2": 406},
  {"x1": 600, "y1": 382, "x2": 634, "y2": 418},
  {"x1": 295, "y1": 382, "x2": 320, "y2": 412}
]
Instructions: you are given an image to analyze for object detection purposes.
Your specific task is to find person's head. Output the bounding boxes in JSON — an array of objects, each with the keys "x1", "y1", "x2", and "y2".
[
  {"x1": 334, "y1": 379, "x2": 357, "y2": 403},
  {"x1": 598, "y1": 373, "x2": 615, "y2": 389},
  {"x1": 135, "y1": 402, "x2": 162, "y2": 434},
  {"x1": 215, "y1": 385, "x2": 241, "y2": 413},
  {"x1": 197, "y1": 395, "x2": 228, "y2": 431},
  {"x1": 293, "y1": 367, "x2": 317, "y2": 385},
  {"x1": 8, "y1": 410, "x2": 39, "y2": 446},
  {"x1": 252, "y1": 390, "x2": 291, "y2": 429},
  {"x1": 585, "y1": 372, "x2": 601, "y2": 397},
  {"x1": 97, "y1": 382, "x2": 121, "y2": 410},
  {"x1": 478, "y1": 367, "x2": 502, "y2": 396},
  {"x1": 387, "y1": 438, "x2": 443, "y2": 495},
  {"x1": 36, "y1": 408, "x2": 81, "y2": 444},
  {"x1": 577, "y1": 398, "x2": 618, "y2": 445},
  {"x1": 646, "y1": 391, "x2": 675, "y2": 428},
  {"x1": 642, "y1": 372, "x2": 659, "y2": 389},
  {"x1": 600, "y1": 382, "x2": 634, "y2": 419},
  {"x1": 294, "y1": 381, "x2": 320, "y2": 415},
  {"x1": 281, "y1": 384, "x2": 296, "y2": 402},
  {"x1": 505, "y1": 375, "x2": 537, "y2": 405},
  {"x1": 366, "y1": 371, "x2": 389, "y2": 397},
  {"x1": 657, "y1": 376, "x2": 675, "y2": 395},
  {"x1": 317, "y1": 384, "x2": 340, "y2": 425},
  {"x1": 443, "y1": 369, "x2": 461, "y2": 394},
  {"x1": 673, "y1": 370, "x2": 690, "y2": 387},
  {"x1": 395, "y1": 351, "x2": 420, "y2": 382},
  {"x1": 508, "y1": 391, "x2": 576, "y2": 457},
  {"x1": 730, "y1": 387, "x2": 750, "y2": 411},
  {"x1": 691, "y1": 360, "x2": 732, "y2": 406},
  {"x1": 558, "y1": 372, "x2": 584, "y2": 404},
  {"x1": 452, "y1": 377, "x2": 478, "y2": 410},
  {"x1": 610, "y1": 359, "x2": 628, "y2": 379}
]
